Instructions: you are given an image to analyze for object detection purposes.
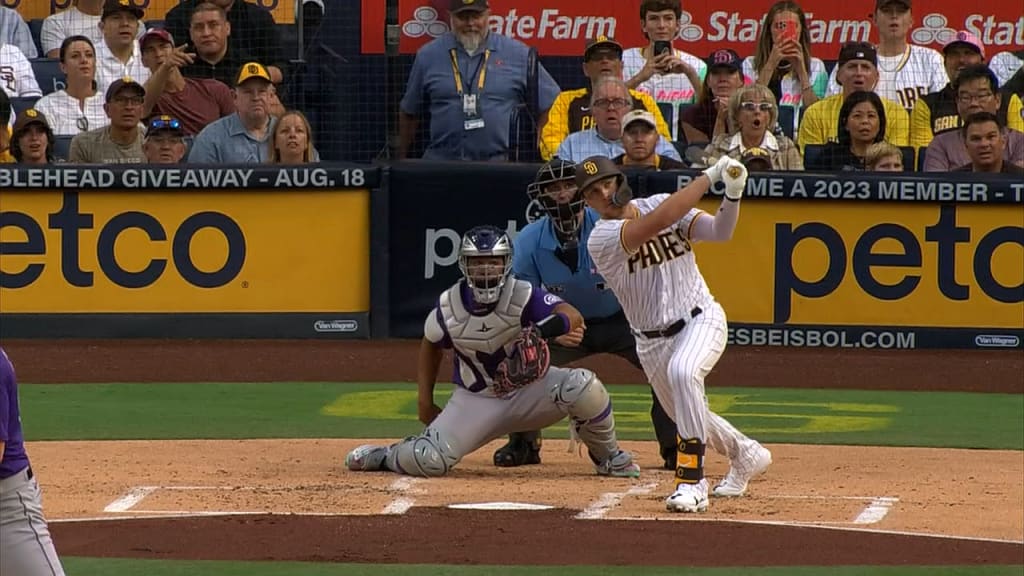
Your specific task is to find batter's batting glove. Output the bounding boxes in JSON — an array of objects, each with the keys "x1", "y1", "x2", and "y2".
[
  {"x1": 702, "y1": 155, "x2": 732, "y2": 185},
  {"x1": 721, "y1": 158, "x2": 748, "y2": 201}
]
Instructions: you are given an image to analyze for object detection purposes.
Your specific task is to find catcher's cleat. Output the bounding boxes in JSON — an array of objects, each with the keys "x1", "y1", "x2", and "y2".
[
  {"x1": 345, "y1": 444, "x2": 389, "y2": 471},
  {"x1": 666, "y1": 479, "x2": 709, "y2": 513},
  {"x1": 595, "y1": 449, "x2": 641, "y2": 478},
  {"x1": 493, "y1": 431, "x2": 542, "y2": 467}
]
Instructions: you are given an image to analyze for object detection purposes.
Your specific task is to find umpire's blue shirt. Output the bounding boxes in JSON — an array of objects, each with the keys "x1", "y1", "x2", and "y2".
[
  {"x1": 400, "y1": 31, "x2": 559, "y2": 161},
  {"x1": 513, "y1": 208, "x2": 622, "y2": 320}
]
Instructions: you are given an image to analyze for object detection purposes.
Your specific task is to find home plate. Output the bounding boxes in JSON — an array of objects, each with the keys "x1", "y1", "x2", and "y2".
[{"x1": 448, "y1": 502, "x2": 555, "y2": 511}]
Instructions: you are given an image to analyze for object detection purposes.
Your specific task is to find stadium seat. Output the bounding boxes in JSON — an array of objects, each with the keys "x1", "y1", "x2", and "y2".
[
  {"x1": 899, "y1": 146, "x2": 916, "y2": 172},
  {"x1": 28, "y1": 19, "x2": 45, "y2": 58},
  {"x1": 53, "y1": 135, "x2": 74, "y2": 161},
  {"x1": 777, "y1": 105, "x2": 796, "y2": 140},
  {"x1": 10, "y1": 96, "x2": 40, "y2": 118},
  {"x1": 30, "y1": 59, "x2": 66, "y2": 95},
  {"x1": 917, "y1": 146, "x2": 928, "y2": 171},
  {"x1": 146, "y1": 20, "x2": 165, "y2": 30},
  {"x1": 803, "y1": 144, "x2": 826, "y2": 171},
  {"x1": 657, "y1": 101, "x2": 674, "y2": 134}
]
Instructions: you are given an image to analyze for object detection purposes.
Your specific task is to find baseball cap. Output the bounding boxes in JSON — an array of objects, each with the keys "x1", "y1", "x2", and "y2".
[
  {"x1": 449, "y1": 0, "x2": 488, "y2": 13},
  {"x1": 235, "y1": 62, "x2": 272, "y2": 86},
  {"x1": 622, "y1": 109, "x2": 657, "y2": 130},
  {"x1": 140, "y1": 28, "x2": 174, "y2": 50},
  {"x1": 838, "y1": 42, "x2": 878, "y2": 67},
  {"x1": 146, "y1": 115, "x2": 185, "y2": 138},
  {"x1": 707, "y1": 49, "x2": 742, "y2": 72},
  {"x1": 942, "y1": 30, "x2": 985, "y2": 58},
  {"x1": 584, "y1": 36, "x2": 623, "y2": 61},
  {"x1": 12, "y1": 108, "x2": 50, "y2": 134},
  {"x1": 875, "y1": 0, "x2": 911, "y2": 11},
  {"x1": 740, "y1": 147, "x2": 773, "y2": 171},
  {"x1": 102, "y1": 0, "x2": 144, "y2": 20},
  {"x1": 105, "y1": 77, "x2": 146, "y2": 102}
]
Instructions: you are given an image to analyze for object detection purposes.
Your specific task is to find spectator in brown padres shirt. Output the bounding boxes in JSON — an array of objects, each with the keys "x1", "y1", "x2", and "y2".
[
  {"x1": 69, "y1": 77, "x2": 145, "y2": 163},
  {"x1": 140, "y1": 28, "x2": 234, "y2": 136}
]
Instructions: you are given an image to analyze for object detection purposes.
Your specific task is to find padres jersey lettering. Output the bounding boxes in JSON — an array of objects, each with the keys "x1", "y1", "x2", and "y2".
[
  {"x1": 628, "y1": 228, "x2": 693, "y2": 273},
  {"x1": 826, "y1": 45, "x2": 947, "y2": 113}
]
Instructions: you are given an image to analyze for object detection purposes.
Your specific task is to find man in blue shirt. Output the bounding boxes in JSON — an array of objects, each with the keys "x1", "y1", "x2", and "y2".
[
  {"x1": 493, "y1": 159, "x2": 678, "y2": 469},
  {"x1": 397, "y1": 0, "x2": 560, "y2": 161}
]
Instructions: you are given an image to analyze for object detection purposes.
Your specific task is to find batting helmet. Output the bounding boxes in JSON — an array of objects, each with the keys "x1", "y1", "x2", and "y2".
[
  {"x1": 527, "y1": 158, "x2": 585, "y2": 237},
  {"x1": 458, "y1": 225, "x2": 513, "y2": 305},
  {"x1": 575, "y1": 156, "x2": 633, "y2": 207}
]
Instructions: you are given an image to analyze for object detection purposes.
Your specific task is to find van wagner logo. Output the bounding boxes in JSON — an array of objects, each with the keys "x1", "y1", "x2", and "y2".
[
  {"x1": 314, "y1": 320, "x2": 359, "y2": 333},
  {"x1": 974, "y1": 334, "x2": 1020, "y2": 348}
]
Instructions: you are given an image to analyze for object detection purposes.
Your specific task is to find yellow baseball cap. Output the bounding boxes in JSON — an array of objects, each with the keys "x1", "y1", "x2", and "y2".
[{"x1": 235, "y1": 62, "x2": 272, "y2": 87}]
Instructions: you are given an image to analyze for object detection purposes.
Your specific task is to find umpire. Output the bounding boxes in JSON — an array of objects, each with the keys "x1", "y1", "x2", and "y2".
[{"x1": 493, "y1": 159, "x2": 678, "y2": 469}]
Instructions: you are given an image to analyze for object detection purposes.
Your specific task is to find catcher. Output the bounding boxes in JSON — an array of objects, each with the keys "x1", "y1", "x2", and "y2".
[{"x1": 346, "y1": 225, "x2": 640, "y2": 478}]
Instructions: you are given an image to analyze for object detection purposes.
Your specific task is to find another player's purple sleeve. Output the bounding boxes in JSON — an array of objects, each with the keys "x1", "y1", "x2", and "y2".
[
  {"x1": 0, "y1": 358, "x2": 10, "y2": 443},
  {"x1": 521, "y1": 285, "x2": 565, "y2": 325}
]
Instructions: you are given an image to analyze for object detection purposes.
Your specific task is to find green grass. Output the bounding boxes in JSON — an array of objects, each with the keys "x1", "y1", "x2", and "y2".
[
  {"x1": 19, "y1": 383, "x2": 1024, "y2": 449},
  {"x1": 59, "y1": 558, "x2": 1024, "y2": 576}
]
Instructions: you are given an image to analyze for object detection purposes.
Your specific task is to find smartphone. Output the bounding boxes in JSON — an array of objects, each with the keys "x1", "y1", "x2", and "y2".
[
  {"x1": 777, "y1": 20, "x2": 798, "y2": 42},
  {"x1": 653, "y1": 40, "x2": 672, "y2": 57}
]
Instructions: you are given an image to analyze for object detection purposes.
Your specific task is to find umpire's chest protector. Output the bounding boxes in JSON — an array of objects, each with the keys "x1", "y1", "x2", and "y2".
[{"x1": 439, "y1": 280, "x2": 532, "y2": 356}]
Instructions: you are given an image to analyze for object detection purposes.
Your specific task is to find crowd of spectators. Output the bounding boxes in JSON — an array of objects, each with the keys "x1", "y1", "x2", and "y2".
[{"x1": 1, "y1": 0, "x2": 1022, "y2": 174}]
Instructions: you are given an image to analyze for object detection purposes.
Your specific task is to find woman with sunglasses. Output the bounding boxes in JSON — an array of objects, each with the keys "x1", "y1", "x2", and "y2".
[
  {"x1": 32, "y1": 35, "x2": 109, "y2": 136},
  {"x1": 810, "y1": 91, "x2": 887, "y2": 171},
  {"x1": 702, "y1": 84, "x2": 803, "y2": 170}
]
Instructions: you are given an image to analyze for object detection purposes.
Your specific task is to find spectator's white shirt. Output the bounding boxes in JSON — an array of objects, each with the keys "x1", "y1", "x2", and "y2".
[
  {"x1": 33, "y1": 89, "x2": 109, "y2": 136},
  {"x1": 40, "y1": 7, "x2": 145, "y2": 57},
  {"x1": 1, "y1": 43, "x2": 42, "y2": 98},
  {"x1": 94, "y1": 40, "x2": 150, "y2": 98},
  {"x1": 988, "y1": 51, "x2": 1023, "y2": 88},
  {"x1": 622, "y1": 46, "x2": 707, "y2": 140},
  {"x1": 827, "y1": 44, "x2": 947, "y2": 112}
]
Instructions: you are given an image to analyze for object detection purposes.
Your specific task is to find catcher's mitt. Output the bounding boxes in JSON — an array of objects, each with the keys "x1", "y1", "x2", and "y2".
[{"x1": 493, "y1": 326, "x2": 551, "y2": 397}]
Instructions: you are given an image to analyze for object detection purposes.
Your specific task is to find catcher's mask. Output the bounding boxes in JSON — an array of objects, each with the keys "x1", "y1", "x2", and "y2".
[
  {"x1": 458, "y1": 225, "x2": 513, "y2": 305},
  {"x1": 527, "y1": 158, "x2": 584, "y2": 237},
  {"x1": 575, "y1": 156, "x2": 633, "y2": 207}
]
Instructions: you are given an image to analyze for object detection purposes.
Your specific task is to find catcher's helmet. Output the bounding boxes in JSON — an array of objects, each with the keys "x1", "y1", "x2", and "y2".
[
  {"x1": 575, "y1": 156, "x2": 633, "y2": 207},
  {"x1": 458, "y1": 225, "x2": 513, "y2": 305},
  {"x1": 527, "y1": 158, "x2": 584, "y2": 237}
]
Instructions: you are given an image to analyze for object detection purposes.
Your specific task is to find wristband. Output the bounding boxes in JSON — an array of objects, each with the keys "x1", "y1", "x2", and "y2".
[{"x1": 536, "y1": 313, "x2": 570, "y2": 339}]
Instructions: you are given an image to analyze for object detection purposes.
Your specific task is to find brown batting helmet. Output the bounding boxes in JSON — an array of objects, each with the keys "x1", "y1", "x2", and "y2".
[{"x1": 575, "y1": 156, "x2": 633, "y2": 206}]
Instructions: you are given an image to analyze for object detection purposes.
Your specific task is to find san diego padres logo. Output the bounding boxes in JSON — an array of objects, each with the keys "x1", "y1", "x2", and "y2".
[
  {"x1": 582, "y1": 161, "x2": 598, "y2": 175},
  {"x1": 247, "y1": 64, "x2": 260, "y2": 75},
  {"x1": 726, "y1": 166, "x2": 743, "y2": 179}
]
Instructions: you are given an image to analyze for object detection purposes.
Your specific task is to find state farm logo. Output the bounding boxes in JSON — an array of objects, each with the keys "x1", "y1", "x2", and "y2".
[
  {"x1": 676, "y1": 10, "x2": 703, "y2": 42},
  {"x1": 911, "y1": 14, "x2": 958, "y2": 45},
  {"x1": 403, "y1": 7, "x2": 449, "y2": 38}
]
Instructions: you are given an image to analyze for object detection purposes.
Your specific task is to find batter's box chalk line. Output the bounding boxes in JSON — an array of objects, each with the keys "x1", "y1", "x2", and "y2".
[{"x1": 576, "y1": 483, "x2": 658, "y2": 520}]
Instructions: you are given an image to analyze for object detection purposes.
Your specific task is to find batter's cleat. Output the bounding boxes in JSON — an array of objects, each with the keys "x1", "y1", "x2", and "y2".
[
  {"x1": 666, "y1": 479, "x2": 709, "y2": 513},
  {"x1": 493, "y1": 431, "x2": 542, "y2": 467},
  {"x1": 712, "y1": 442, "x2": 772, "y2": 497},
  {"x1": 595, "y1": 450, "x2": 641, "y2": 478},
  {"x1": 345, "y1": 445, "x2": 388, "y2": 471}
]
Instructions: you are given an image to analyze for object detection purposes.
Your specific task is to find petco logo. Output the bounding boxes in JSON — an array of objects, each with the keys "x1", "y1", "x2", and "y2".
[
  {"x1": 974, "y1": 334, "x2": 1021, "y2": 348},
  {"x1": 314, "y1": 320, "x2": 359, "y2": 333},
  {"x1": 914, "y1": 14, "x2": 1024, "y2": 47},
  {"x1": 403, "y1": 7, "x2": 449, "y2": 38}
]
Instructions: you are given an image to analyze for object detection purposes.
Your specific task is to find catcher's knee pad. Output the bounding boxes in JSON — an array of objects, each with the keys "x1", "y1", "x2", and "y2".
[
  {"x1": 389, "y1": 428, "x2": 458, "y2": 477},
  {"x1": 548, "y1": 368, "x2": 610, "y2": 422}
]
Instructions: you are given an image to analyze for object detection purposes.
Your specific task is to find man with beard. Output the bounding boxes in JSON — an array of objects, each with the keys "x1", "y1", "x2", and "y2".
[
  {"x1": 540, "y1": 36, "x2": 671, "y2": 161},
  {"x1": 397, "y1": 0, "x2": 560, "y2": 161}
]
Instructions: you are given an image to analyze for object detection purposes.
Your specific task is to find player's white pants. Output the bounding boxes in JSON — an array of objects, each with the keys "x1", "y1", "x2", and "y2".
[
  {"x1": 387, "y1": 367, "x2": 622, "y2": 476},
  {"x1": 0, "y1": 467, "x2": 65, "y2": 576},
  {"x1": 634, "y1": 299, "x2": 753, "y2": 459}
]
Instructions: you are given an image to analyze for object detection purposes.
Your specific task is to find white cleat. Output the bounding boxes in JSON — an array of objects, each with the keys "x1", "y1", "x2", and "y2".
[
  {"x1": 712, "y1": 443, "x2": 772, "y2": 497},
  {"x1": 345, "y1": 444, "x2": 388, "y2": 471},
  {"x1": 666, "y1": 479, "x2": 709, "y2": 513}
]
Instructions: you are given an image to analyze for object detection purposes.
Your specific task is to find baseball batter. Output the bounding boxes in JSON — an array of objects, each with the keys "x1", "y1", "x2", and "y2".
[
  {"x1": 577, "y1": 155, "x2": 771, "y2": 513},
  {"x1": 346, "y1": 225, "x2": 640, "y2": 479},
  {"x1": 1, "y1": 347, "x2": 66, "y2": 576}
]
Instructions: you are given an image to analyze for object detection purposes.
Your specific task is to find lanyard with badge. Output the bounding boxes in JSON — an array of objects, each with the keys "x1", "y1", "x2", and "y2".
[{"x1": 450, "y1": 48, "x2": 490, "y2": 131}]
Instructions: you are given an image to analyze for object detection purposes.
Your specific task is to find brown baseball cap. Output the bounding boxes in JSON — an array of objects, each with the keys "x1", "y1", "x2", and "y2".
[
  {"x1": 102, "y1": 0, "x2": 144, "y2": 20},
  {"x1": 12, "y1": 108, "x2": 50, "y2": 134},
  {"x1": 740, "y1": 147, "x2": 773, "y2": 171},
  {"x1": 575, "y1": 155, "x2": 624, "y2": 193},
  {"x1": 584, "y1": 36, "x2": 623, "y2": 61},
  {"x1": 449, "y1": 0, "x2": 488, "y2": 13},
  {"x1": 105, "y1": 76, "x2": 146, "y2": 102}
]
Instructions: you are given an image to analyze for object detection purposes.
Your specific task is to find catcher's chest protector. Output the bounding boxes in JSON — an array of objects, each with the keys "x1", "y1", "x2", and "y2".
[{"x1": 439, "y1": 280, "x2": 532, "y2": 356}]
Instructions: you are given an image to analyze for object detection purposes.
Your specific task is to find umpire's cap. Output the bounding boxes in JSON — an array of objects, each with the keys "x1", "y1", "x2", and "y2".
[{"x1": 575, "y1": 155, "x2": 623, "y2": 193}]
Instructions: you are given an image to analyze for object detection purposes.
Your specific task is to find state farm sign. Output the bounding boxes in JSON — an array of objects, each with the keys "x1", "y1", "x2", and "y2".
[{"x1": 360, "y1": 0, "x2": 1024, "y2": 57}]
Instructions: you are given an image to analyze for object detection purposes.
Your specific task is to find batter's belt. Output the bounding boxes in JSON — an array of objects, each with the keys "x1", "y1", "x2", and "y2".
[{"x1": 634, "y1": 307, "x2": 703, "y2": 339}]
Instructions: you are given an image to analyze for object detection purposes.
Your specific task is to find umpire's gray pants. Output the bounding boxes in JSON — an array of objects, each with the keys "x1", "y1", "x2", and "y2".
[{"x1": 0, "y1": 466, "x2": 65, "y2": 576}]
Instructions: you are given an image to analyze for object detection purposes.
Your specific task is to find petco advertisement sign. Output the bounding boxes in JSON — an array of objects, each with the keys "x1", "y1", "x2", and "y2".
[{"x1": 360, "y1": 0, "x2": 1024, "y2": 56}]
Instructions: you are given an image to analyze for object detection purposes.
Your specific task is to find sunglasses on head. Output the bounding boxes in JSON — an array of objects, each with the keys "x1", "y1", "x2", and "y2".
[
  {"x1": 149, "y1": 117, "x2": 182, "y2": 131},
  {"x1": 740, "y1": 101, "x2": 774, "y2": 112}
]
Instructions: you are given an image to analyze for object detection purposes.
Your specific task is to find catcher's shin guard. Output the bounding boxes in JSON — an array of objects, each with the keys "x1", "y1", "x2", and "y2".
[
  {"x1": 493, "y1": 430, "x2": 542, "y2": 467},
  {"x1": 549, "y1": 368, "x2": 619, "y2": 463},
  {"x1": 388, "y1": 428, "x2": 459, "y2": 477},
  {"x1": 675, "y1": 435, "x2": 706, "y2": 488}
]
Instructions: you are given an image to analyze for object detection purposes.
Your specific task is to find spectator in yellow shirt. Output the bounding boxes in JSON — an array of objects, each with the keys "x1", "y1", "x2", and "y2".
[
  {"x1": 539, "y1": 36, "x2": 670, "y2": 161},
  {"x1": 798, "y1": 42, "x2": 909, "y2": 152},
  {"x1": 909, "y1": 31, "x2": 986, "y2": 150}
]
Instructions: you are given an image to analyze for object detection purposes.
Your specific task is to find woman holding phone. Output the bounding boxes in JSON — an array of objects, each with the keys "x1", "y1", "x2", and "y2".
[{"x1": 743, "y1": 2, "x2": 828, "y2": 133}]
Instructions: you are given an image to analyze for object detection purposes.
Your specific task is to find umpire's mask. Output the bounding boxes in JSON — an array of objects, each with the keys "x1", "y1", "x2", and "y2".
[{"x1": 528, "y1": 159, "x2": 584, "y2": 237}]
